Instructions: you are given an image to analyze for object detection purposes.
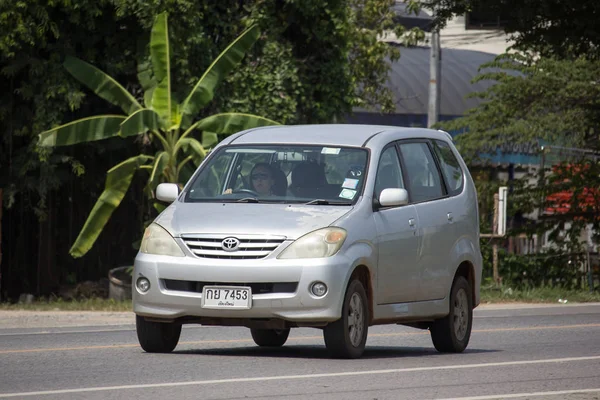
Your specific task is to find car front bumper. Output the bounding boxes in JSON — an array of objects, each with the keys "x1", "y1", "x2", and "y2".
[{"x1": 132, "y1": 252, "x2": 351, "y2": 324}]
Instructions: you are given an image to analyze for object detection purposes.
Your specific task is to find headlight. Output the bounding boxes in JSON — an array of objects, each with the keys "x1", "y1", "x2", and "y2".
[
  {"x1": 140, "y1": 223, "x2": 185, "y2": 257},
  {"x1": 278, "y1": 228, "x2": 346, "y2": 259}
]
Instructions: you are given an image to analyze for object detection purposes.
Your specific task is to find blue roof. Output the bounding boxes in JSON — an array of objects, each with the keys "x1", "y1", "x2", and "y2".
[{"x1": 355, "y1": 46, "x2": 499, "y2": 116}]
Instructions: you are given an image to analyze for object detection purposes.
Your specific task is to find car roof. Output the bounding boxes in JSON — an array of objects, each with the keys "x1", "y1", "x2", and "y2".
[{"x1": 222, "y1": 124, "x2": 452, "y2": 148}]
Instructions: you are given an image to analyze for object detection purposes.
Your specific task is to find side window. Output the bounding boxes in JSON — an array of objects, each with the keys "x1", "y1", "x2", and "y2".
[
  {"x1": 374, "y1": 146, "x2": 404, "y2": 199},
  {"x1": 188, "y1": 152, "x2": 234, "y2": 199},
  {"x1": 433, "y1": 140, "x2": 464, "y2": 196},
  {"x1": 399, "y1": 142, "x2": 444, "y2": 202}
]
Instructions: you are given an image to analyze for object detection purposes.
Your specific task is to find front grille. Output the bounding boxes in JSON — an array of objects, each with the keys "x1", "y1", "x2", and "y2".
[
  {"x1": 181, "y1": 234, "x2": 286, "y2": 259},
  {"x1": 163, "y1": 279, "x2": 298, "y2": 294}
]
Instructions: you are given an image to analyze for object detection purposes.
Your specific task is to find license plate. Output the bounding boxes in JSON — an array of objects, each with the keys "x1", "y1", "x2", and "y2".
[{"x1": 201, "y1": 286, "x2": 252, "y2": 309}]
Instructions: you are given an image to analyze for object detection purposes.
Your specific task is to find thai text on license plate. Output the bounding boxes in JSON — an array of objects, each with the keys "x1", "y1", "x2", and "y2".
[{"x1": 201, "y1": 286, "x2": 252, "y2": 309}]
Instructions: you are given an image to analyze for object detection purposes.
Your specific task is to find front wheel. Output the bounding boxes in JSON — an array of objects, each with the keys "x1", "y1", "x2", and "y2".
[
  {"x1": 323, "y1": 279, "x2": 369, "y2": 359},
  {"x1": 250, "y1": 328, "x2": 290, "y2": 347},
  {"x1": 136, "y1": 315, "x2": 181, "y2": 353},
  {"x1": 430, "y1": 276, "x2": 473, "y2": 353}
]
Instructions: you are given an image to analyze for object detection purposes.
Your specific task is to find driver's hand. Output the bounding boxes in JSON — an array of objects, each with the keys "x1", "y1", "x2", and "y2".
[{"x1": 224, "y1": 188, "x2": 232, "y2": 194}]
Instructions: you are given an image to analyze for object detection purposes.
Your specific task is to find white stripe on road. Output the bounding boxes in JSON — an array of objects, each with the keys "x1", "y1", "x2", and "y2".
[
  {"x1": 0, "y1": 355, "x2": 599, "y2": 398},
  {"x1": 436, "y1": 388, "x2": 600, "y2": 400}
]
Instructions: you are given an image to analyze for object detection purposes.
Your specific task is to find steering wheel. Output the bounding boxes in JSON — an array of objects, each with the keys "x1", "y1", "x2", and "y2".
[{"x1": 233, "y1": 188, "x2": 259, "y2": 196}]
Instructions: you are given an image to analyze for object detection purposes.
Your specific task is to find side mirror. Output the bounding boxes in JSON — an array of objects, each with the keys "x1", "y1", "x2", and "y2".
[
  {"x1": 379, "y1": 188, "x2": 409, "y2": 207},
  {"x1": 156, "y1": 183, "x2": 179, "y2": 203}
]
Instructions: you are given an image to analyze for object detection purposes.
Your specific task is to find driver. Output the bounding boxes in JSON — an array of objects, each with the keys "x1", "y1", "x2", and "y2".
[
  {"x1": 223, "y1": 163, "x2": 277, "y2": 196},
  {"x1": 249, "y1": 163, "x2": 276, "y2": 196}
]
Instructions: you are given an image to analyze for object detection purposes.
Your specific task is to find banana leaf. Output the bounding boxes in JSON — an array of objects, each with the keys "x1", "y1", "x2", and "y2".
[
  {"x1": 180, "y1": 25, "x2": 260, "y2": 128},
  {"x1": 146, "y1": 151, "x2": 170, "y2": 195},
  {"x1": 64, "y1": 56, "x2": 141, "y2": 115},
  {"x1": 137, "y1": 59, "x2": 156, "y2": 109},
  {"x1": 202, "y1": 132, "x2": 219, "y2": 149},
  {"x1": 184, "y1": 113, "x2": 279, "y2": 139},
  {"x1": 177, "y1": 138, "x2": 206, "y2": 167},
  {"x1": 120, "y1": 109, "x2": 162, "y2": 137},
  {"x1": 153, "y1": 202, "x2": 167, "y2": 214},
  {"x1": 150, "y1": 12, "x2": 171, "y2": 125},
  {"x1": 39, "y1": 115, "x2": 126, "y2": 147},
  {"x1": 69, "y1": 155, "x2": 153, "y2": 258}
]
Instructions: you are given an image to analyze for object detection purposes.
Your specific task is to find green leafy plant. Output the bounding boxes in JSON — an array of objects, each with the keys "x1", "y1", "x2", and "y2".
[{"x1": 38, "y1": 12, "x2": 279, "y2": 258}]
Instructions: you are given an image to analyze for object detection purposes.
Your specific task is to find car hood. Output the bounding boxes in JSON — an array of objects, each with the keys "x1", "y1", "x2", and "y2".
[{"x1": 155, "y1": 202, "x2": 353, "y2": 240}]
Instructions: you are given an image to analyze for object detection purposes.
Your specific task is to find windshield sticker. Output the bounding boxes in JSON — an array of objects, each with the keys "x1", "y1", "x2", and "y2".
[
  {"x1": 321, "y1": 147, "x2": 341, "y2": 155},
  {"x1": 342, "y1": 178, "x2": 359, "y2": 189},
  {"x1": 339, "y1": 189, "x2": 357, "y2": 200}
]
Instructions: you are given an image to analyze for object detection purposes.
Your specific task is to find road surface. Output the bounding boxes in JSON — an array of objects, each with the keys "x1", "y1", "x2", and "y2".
[{"x1": 1, "y1": 303, "x2": 599, "y2": 399}]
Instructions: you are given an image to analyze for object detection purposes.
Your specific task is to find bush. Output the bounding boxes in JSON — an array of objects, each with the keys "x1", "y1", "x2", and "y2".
[{"x1": 481, "y1": 240, "x2": 588, "y2": 289}]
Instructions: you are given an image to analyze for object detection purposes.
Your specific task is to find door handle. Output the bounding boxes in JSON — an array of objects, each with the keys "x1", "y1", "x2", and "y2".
[
  {"x1": 408, "y1": 218, "x2": 415, "y2": 227},
  {"x1": 447, "y1": 212, "x2": 453, "y2": 222}
]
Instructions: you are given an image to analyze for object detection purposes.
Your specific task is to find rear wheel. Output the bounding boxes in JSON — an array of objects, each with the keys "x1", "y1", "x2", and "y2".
[
  {"x1": 430, "y1": 276, "x2": 473, "y2": 353},
  {"x1": 250, "y1": 328, "x2": 290, "y2": 347},
  {"x1": 136, "y1": 315, "x2": 181, "y2": 353},
  {"x1": 323, "y1": 279, "x2": 369, "y2": 359}
]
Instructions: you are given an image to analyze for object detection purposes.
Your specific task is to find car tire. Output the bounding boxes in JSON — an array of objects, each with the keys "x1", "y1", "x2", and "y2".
[
  {"x1": 136, "y1": 315, "x2": 181, "y2": 353},
  {"x1": 430, "y1": 275, "x2": 473, "y2": 353},
  {"x1": 323, "y1": 279, "x2": 369, "y2": 359},
  {"x1": 250, "y1": 328, "x2": 290, "y2": 347}
]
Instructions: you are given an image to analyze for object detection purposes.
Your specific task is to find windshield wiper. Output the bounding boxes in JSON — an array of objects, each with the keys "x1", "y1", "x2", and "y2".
[
  {"x1": 305, "y1": 199, "x2": 330, "y2": 205},
  {"x1": 304, "y1": 199, "x2": 352, "y2": 205},
  {"x1": 236, "y1": 197, "x2": 259, "y2": 203}
]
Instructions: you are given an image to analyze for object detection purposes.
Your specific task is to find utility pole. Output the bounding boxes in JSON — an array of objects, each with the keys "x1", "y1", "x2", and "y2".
[
  {"x1": 427, "y1": 28, "x2": 441, "y2": 128},
  {"x1": 492, "y1": 192, "x2": 500, "y2": 287}
]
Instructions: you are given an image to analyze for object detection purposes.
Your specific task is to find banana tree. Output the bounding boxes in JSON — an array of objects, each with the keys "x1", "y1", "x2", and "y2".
[{"x1": 39, "y1": 12, "x2": 279, "y2": 258}]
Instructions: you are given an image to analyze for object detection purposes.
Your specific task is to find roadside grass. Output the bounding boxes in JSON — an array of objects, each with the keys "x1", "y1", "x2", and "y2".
[
  {"x1": 0, "y1": 297, "x2": 132, "y2": 311},
  {"x1": 1, "y1": 287, "x2": 599, "y2": 311},
  {"x1": 480, "y1": 286, "x2": 600, "y2": 304}
]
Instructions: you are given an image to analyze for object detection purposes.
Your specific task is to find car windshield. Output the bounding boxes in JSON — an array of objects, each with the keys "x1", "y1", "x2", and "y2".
[{"x1": 184, "y1": 144, "x2": 368, "y2": 204}]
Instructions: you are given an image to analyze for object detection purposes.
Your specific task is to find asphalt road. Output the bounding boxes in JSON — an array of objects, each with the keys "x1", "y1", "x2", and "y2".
[{"x1": 1, "y1": 303, "x2": 599, "y2": 400}]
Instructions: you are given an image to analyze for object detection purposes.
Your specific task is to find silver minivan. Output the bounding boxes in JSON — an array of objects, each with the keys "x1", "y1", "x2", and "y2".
[{"x1": 133, "y1": 124, "x2": 482, "y2": 359}]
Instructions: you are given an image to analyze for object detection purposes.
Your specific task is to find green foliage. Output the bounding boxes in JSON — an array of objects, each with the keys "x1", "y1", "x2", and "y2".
[
  {"x1": 481, "y1": 240, "x2": 589, "y2": 290},
  {"x1": 2, "y1": 0, "x2": 411, "y2": 212},
  {"x1": 1, "y1": 0, "x2": 415, "y2": 294},
  {"x1": 476, "y1": 158, "x2": 599, "y2": 290},
  {"x1": 410, "y1": 0, "x2": 600, "y2": 59},
  {"x1": 39, "y1": 13, "x2": 278, "y2": 258},
  {"x1": 0, "y1": 0, "x2": 138, "y2": 215},
  {"x1": 347, "y1": 0, "x2": 424, "y2": 111},
  {"x1": 440, "y1": 54, "x2": 600, "y2": 162},
  {"x1": 69, "y1": 154, "x2": 153, "y2": 257},
  {"x1": 438, "y1": 52, "x2": 600, "y2": 286},
  {"x1": 234, "y1": 0, "x2": 410, "y2": 122},
  {"x1": 220, "y1": 41, "x2": 302, "y2": 124}
]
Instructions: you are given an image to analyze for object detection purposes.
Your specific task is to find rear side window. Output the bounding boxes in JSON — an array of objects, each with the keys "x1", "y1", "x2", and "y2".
[
  {"x1": 398, "y1": 142, "x2": 444, "y2": 203},
  {"x1": 433, "y1": 140, "x2": 464, "y2": 196}
]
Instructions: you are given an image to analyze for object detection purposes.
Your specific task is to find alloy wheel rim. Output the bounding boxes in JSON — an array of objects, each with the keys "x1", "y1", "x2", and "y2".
[
  {"x1": 453, "y1": 288, "x2": 469, "y2": 341},
  {"x1": 348, "y1": 293, "x2": 365, "y2": 347}
]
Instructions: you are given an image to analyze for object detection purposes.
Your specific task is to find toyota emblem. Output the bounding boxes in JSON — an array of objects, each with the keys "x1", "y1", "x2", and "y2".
[{"x1": 221, "y1": 237, "x2": 240, "y2": 252}]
